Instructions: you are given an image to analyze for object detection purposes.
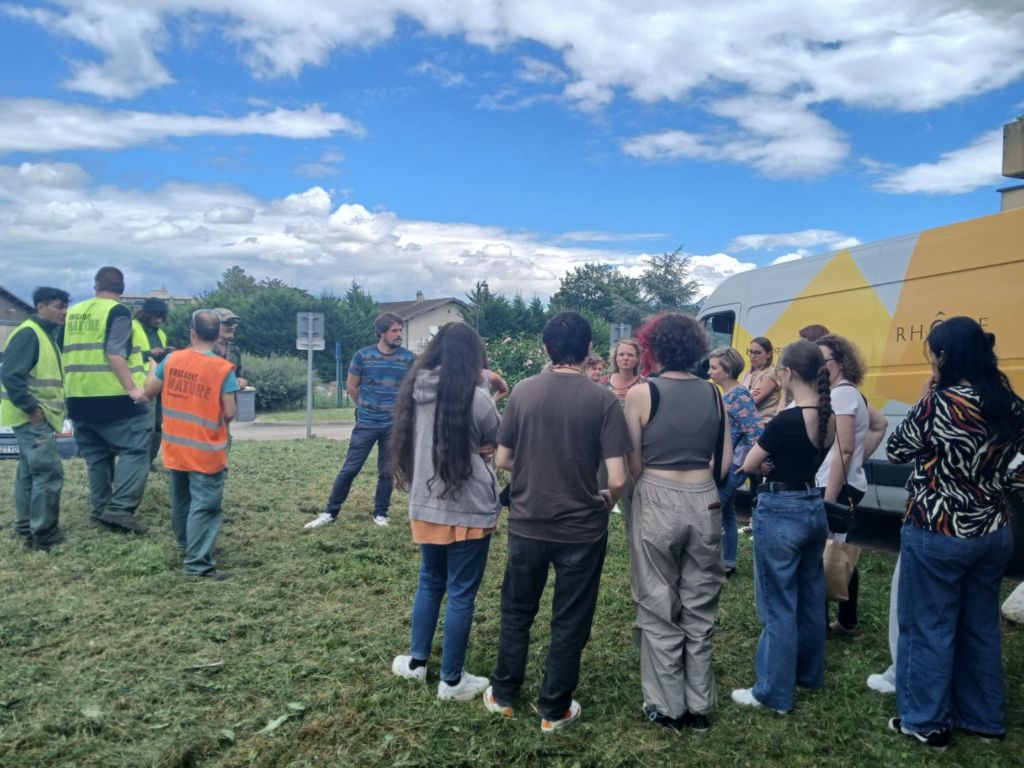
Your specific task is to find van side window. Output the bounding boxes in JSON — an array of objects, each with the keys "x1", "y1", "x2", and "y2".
[{"x1": 703, "y1": 312, "x2": 735, "y2": 350}]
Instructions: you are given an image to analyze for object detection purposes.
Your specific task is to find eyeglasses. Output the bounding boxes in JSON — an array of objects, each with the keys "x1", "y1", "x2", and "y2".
[
  {"x1": 747, "y1": 349, "x2": 764, "y2": 356},
  {"x1": 821, "y1": 357, "x2": 835, "y2": 363}
]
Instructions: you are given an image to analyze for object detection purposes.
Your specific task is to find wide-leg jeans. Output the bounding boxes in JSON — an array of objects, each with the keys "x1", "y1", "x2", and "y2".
[
  {"x1": 896, "y1": 522, "x2": 1012, "y2": 737},
  {"x1": 751, "y1": 490, "x2": 828, "y2": 712}
]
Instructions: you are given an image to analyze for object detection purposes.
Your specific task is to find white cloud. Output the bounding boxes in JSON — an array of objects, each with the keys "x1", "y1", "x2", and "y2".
[
  {"x1": 874, "y1": 129, "x2": 1005, "y2": 194},
  {"x1": 6, "y1": 2, "x2": 1024, "y2": 179},
  {"x1": 771, "y1": 253, "x2": 805, "y2": 265},
  {"x1": 623, "y1": 98, "x2": 850, "y2": 178},
  {"x1": 729, "y1": 229, "x2": 861, "y2": 252},
  {"x1": 0, "y1": 99, "x2": 364, "y2": 154},
  {"x1": 515, "y1": 56, "x2": 568, "y2": 84},
  {"x1": 0, "y1": 161, "x2": 746, "y2": 302},
  {"x1": 413, "y1": 60, "x2": 467, "y2": 88},
  {"x1": 204, "y1": 204, "x2": 255, "y2": 224},
  {"x1": 295, "y1": 149, "x2": 346, "y2": 178}
]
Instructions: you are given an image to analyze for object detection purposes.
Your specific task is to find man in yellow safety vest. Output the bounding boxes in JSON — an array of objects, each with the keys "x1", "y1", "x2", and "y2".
[
  {"x1": 0, "y1": 287, "x2": 69, "y2": 550},
  {"x1": 63, "y1": 266, "x2": 151, "y2": 534}
]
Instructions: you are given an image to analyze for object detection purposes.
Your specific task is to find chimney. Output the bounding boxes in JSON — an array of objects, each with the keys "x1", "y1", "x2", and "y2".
[
  {"x1": 416, "y1": 290, "x2": 425, "y2": 303},
  {"x1": 1000, "y1": 119, "x2": 1024, "y2": 211}
]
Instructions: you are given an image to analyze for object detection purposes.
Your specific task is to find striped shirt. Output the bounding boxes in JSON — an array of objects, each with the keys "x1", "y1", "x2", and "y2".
[{"x1": 351, "y1": 344, "x2": 415, "y2": 426}]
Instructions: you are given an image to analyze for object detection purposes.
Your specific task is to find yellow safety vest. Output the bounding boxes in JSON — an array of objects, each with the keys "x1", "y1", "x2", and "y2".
[
  {"x1": 0, "y1": 319, "x2": 65, "y2": 431},
  {"x1": 132, "y1": 320, "x2": 169, "y2": 364},
  {"x1": 63, "y1": 298, "x2": 146, "y2": 396}
]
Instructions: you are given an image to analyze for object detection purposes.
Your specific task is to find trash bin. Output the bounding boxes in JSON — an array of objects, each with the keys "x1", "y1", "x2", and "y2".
[{"x1": 236, "y1": 387, "x2": 256, "y2": 422}]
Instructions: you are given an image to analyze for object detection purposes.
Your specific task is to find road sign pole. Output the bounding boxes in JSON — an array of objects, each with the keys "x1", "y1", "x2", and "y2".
[{"x1": 306, "y1": 325, "x2": 314, "y2": 439}]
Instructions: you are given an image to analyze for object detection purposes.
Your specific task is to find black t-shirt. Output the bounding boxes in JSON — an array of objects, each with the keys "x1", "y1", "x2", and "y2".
[
  {"x1": 497, "y1": 370, "x2": 633, "y2": 543},
  {"x1": 757, "y1": 406, "x2": 826, "y2": 485}
]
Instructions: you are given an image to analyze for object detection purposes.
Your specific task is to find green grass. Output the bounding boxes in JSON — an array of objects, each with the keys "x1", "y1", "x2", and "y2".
[
  {"x1": 1, "y1": 441, "x2": 1021, "y2": 767},
  {"x1": 256, "y1": 407, "x2": 355, "y2": 424}
]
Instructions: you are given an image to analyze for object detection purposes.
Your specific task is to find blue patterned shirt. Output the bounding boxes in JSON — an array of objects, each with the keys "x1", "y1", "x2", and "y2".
[
  {"x1": 723, "y1": 385, "x2": 763, "y2": 466},
  {"x1": 350, "y1": 344, "x2": 416, "y2": 427}
]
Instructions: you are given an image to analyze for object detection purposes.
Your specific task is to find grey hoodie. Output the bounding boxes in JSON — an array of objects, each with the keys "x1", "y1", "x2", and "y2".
[{"x1": 407, "y1": 368, "x2": 501, "y2": 528}]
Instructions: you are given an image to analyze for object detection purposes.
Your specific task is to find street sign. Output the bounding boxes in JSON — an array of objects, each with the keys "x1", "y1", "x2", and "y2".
[
  {"x1": 296, "y1": 311, "x2": 325, "y2": 339},
  {"x1": 296, "y1": 337, "x2": 326, "y2": 351}
]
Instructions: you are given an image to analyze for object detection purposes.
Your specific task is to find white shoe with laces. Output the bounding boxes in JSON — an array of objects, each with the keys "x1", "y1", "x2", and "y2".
[
  {"x1": 304, "y1": 512, "x2": 334, "y2": 530},
  {"x1": 373, "y1": 515, "x2": 390, "y2": 527},
  {"x1": 437, "y1": 671, "x2": 489, "y2": 701},
  {"x1": 730, "y1": 688, "x2": 787, "y2": 715},
  {"x1": 867, "y1": 673, "x2": 896, "y2": 694},
  {"x1": 391, "y1": 655, "x2": 427, "y2": 681}
]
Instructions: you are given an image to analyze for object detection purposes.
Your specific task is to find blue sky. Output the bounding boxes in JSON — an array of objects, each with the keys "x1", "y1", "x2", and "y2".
[{"x1": 1, "y1": 1, "x2": 1022, "y2": 305}]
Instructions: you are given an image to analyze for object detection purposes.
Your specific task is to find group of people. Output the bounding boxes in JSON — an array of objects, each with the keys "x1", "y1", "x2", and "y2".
[
  {"x1": 4, "y1": 272, "x2": 1022, "y2": 748},
  {"x1": 1, "y1": 267, "x2": 247, "y2": 580}
]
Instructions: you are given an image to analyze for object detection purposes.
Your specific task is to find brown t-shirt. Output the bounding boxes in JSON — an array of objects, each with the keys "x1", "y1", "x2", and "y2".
[{"x1": 497, "y1": 369, "x2": 633, "y2": 543}]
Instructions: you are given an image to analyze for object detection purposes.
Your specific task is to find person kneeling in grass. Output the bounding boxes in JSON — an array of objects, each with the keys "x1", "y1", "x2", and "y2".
[{"x1": 388, "y1": 323, "x2": 501, "y2": 700}]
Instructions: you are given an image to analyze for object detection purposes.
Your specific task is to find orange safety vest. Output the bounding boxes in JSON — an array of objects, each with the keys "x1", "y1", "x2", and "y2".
[{"x1": 160, "y1": 349, "x2": 235, "y2": 474}]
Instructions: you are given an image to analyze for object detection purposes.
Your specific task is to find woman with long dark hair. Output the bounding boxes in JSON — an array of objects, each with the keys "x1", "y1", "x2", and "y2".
[
  {"x1": 389, "y1": 323, "x2": 501, "y2": 701},
  {"x1": 731, "y1": 340, "x2": 833, "y2": 714},
  {"x1": 886, "y1": 317, "x2": 1024, "y2": 750},
  {"x1": 625, "y1": 313, "x2": 731, "y2": 732}
]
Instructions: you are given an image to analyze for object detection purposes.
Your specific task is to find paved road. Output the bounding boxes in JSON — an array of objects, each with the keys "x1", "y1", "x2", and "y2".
[{"x1": 231, "y1": 420, "x2": 355, "y2": 441}]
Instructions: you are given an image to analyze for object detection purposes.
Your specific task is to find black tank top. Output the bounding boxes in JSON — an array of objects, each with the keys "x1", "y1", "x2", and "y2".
[{"x1": 642, "y1": 377, "x2": 720, "y2": 470}]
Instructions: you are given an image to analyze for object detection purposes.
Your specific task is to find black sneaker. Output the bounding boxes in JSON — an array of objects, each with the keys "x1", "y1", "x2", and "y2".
[
  {"x1": 686, "y1": 711, "x2": 711, "y2": 733},
  {"x1": 724, "y1": 567, "x2": 737, "y2": 580},
  {"x1": 889, "y1": 718, "x2": 951, "y2": 751},
  {"x1": 643, "y1": 705, "x2": 683, "y2": 733}
]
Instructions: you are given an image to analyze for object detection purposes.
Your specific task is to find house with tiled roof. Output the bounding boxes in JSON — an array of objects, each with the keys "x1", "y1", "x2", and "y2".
[
  {"x1": 377, "y1": 291, "x2": 468, "y2": 352},
  {"x1": 0, "y1": 285, "x2": 33, "y2": 357}
]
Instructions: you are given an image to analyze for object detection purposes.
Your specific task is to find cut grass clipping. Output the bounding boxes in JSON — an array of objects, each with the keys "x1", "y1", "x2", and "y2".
[{"x1": 1, "y1": 438, "x2": 1020, "y2": 767}]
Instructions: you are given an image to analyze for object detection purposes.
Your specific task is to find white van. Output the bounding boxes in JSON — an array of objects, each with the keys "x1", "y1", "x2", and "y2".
[{"x1": 697, "y1": 207, "x2": 1024, "y2": 558}]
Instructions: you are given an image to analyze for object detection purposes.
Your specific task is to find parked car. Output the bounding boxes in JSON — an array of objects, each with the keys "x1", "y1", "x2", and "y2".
[{"x1": 0, "y1": 419, "x2": 78, "y2": 460}]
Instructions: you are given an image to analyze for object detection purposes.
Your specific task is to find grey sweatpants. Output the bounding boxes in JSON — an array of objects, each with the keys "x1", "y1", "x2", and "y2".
[{"x1": 631, "y1": 474, "x2": 725, "y2": 718}]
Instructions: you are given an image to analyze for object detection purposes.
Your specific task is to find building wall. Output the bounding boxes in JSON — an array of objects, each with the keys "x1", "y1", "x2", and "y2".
[
  {"x1": 404, "y1": 304, "x2": 465, "y2": 352},
  {"x1": 0, "y1": 295, "x2": 31, "y2": 354}
]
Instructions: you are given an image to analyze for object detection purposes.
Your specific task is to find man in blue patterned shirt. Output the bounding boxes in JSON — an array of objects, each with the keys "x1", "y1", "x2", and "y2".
[{"x1": 304, "y1": 312, "x2": 415, "y2": 529}]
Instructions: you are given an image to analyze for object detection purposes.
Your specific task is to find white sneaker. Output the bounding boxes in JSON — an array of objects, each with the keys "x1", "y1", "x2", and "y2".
[
  {"x1": 437, "y1": 671, "x2": 489, "y2": 701},
  {"x1": 482, "y1": 685, "x2": 514, "y2": 718},
  {"x1": 730, "y1": 688, "x2": 787, "y2": 715},
  {"x1": 867, "y1": 673, "x2": 896, "y2": 694},
  {"x1": 391, "y1": 655, "x2": 427, "y2": 681},
  {"x1": 373, "y1": 515, "x2": 389, "y2": 527},
  {"x1": 304, "y1": 512, "x2": 334, "y2": 530}
]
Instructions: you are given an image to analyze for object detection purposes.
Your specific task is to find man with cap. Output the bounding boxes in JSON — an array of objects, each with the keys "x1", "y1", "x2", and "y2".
[
  {"x1": 133, "y1": 297, "x2": 172, "y2": 465},
  {"x1": 212, "y1": 308, "x2": 248, "y2": 390},
  {"x1": 0, "y1": 286, "x2": 70, "y2": 550},
  {"x1": 63, "y1": 266, "x2": 150, "y2": 534},
  {"x1": 144, "y1": 309, "x2": 240, "y2": 580}
]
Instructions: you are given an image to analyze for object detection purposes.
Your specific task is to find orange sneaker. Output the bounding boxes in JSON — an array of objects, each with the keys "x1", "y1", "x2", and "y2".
[
  {"x1": 540, "y1": 700, "x2": 581, "y2": 733},
  {"x1": 482, "y1": 686, "x2": 514, "y2": 718}
]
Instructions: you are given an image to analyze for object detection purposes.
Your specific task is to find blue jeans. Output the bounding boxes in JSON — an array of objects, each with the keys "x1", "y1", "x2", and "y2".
[
  {"x1": 717, "y1": 466, "x2": 748, "y2": 568},
  {"x1": 325, "y1": 423, "x2": 392, "y2": 518},
  {"x1": 410, "y1": 536, "x2": 492, "y2": 682},
  {"x1": 896, "y1": 523, "x2": 1012, "y2": 736},
  {"x1": 751, "y1": 490, "x2": 828, "y2": 712}
]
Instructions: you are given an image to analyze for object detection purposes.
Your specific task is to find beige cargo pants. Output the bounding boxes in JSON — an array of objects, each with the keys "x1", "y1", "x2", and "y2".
[{"x1": 631, "y1": 474, "x2": 725, "y2": 718}]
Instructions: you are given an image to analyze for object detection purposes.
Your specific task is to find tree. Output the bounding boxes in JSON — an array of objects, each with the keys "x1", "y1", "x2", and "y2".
[
  {"x1": 464, "y1": 280, "x2": 514, "y2": 340},
  {"x1": 639, "y1": 249, "x2": 700, "y2": 312},
  {"x1": 550, "y1": 263, "x2": 645, "y2": 324}
]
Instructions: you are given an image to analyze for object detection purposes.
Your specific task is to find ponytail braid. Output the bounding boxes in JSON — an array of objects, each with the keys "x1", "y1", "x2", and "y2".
[{"x1": 816, "y1": 365, "x2": 833, "y2": 452}]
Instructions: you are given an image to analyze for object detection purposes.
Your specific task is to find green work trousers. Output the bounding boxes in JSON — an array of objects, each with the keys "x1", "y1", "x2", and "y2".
[
  {"x1": 12, "y1": 421, "x2": 63, "y2": 547},
  {"x1": 73, "y1": 412, "x2": 152, "y2": 522},
  {"x1": 169, "y1": 469, "x2": 225, "y2": 575}
]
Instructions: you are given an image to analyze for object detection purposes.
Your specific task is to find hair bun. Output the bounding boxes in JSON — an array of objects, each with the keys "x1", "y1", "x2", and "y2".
[{"x1": 984, "y1": 332, "x2": 996, "y2": 351}]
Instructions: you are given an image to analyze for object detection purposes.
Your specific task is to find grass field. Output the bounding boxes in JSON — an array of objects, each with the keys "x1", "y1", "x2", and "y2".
[
  {"x1": 255, "y1": 407, "x2": 355, "y2": 424},
  {"x1": 1, "y1": 439, "x2": 1021, "y2": 767}
]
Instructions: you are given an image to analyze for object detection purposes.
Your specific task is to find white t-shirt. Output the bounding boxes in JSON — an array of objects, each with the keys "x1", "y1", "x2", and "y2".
[{"x1": 815, "y1": 380, "x2": 869, "y2": 492}]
